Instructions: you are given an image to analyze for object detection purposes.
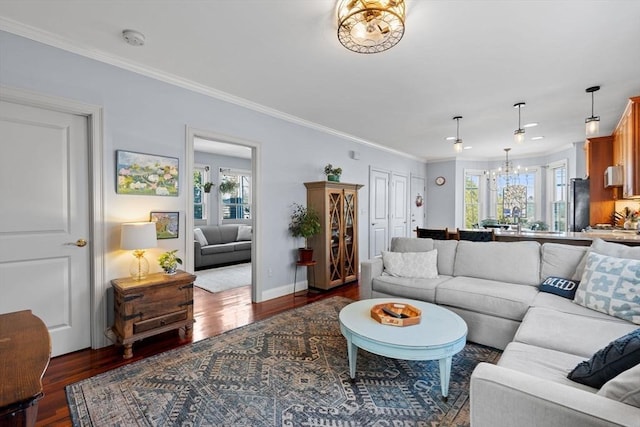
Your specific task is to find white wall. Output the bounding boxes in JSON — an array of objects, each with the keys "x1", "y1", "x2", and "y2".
[{"x1": 0, "y1": 31, "x2": 425, "y2": 307}]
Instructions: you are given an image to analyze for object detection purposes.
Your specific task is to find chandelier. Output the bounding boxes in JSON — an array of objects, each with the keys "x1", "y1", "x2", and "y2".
[
  {"x1": 486, "y1": 148, "x2": 527, "y2": 224},
  {"x1": 337, "y1": 0, "x2": 406, "y2": 54}
]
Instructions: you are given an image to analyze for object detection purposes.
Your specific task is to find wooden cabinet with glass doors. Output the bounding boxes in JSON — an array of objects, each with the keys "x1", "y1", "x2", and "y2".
[{"x1": 304, "y1": 181, "x2": 364, "y2": 290}]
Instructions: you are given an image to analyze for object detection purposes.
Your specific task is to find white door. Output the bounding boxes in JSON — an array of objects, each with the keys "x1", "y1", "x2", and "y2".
[
  {"x1": 0, "y1": 100, "x2": 91, "y2": 356},
  {"x1": 369, "y1": 168, "x2": 389, "y2": 258},
  {"x1": 410, "y1": 175, "x2": 426, "y2": 233},
  {"x1": 390, "y1": 173, "x2": 409, "y2": 239}
]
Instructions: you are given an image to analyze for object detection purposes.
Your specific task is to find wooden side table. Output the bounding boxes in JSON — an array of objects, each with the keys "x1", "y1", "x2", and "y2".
[
  {"x1": 112, "y1": 270, "x2": 196, "y2": 359},
  {"x1": 293, "y1": 260, "x2": 317, "y2": 297},
  {"x1": 0, "y1": 310, "x2": 51, "y2": 426}
]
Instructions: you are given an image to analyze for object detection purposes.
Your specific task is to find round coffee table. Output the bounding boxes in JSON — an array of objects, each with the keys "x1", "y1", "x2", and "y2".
[{"x1": 339, "y1": 298, "x2": 467, "y2": 398}]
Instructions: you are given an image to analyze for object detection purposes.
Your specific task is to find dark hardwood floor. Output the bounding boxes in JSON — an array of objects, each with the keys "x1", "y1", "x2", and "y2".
[{"x1": 36, "y1": 283, "x2": 360, "y2": 426}]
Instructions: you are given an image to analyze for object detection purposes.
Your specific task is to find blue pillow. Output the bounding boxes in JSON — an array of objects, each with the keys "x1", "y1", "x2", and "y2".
[
  {"x1": 568, "y1": 328, "x2": 640, "y2": 388},
  {"x1": 539, "y1": 276, "x2": 579, "y2": 299}
]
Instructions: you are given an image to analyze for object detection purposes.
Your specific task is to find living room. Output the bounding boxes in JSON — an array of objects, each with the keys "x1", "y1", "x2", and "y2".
[{"x1": 1, "y1": 1, "x2": 639, "y2": 426}]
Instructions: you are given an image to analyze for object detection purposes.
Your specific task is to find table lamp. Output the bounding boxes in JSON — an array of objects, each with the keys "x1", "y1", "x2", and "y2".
[{"x1": 121, "y1": 222, "x2": 157, "y2": 280}]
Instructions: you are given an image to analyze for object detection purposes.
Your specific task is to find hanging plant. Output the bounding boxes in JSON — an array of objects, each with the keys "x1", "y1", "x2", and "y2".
[
  {"x1": 203, "y1": 182, "x2": 214, "y2": 193},
  {"x1": 218, "y1": 180, "x2": 238, "y2": 195}
]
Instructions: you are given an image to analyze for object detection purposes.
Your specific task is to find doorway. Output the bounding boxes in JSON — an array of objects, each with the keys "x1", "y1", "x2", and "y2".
[{"x1": 185, "y1": 128, "x2": 261, "y2": 302}]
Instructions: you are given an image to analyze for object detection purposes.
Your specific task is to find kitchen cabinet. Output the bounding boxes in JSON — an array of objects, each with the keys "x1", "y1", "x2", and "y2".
[
  {"x1": 613, "y1": 96, "x2": 640, "y2": 198},
  {"x1": 584, "y1": 135, "x2": 615, "y2": 224},
  {"x1": 304, "y1": 181, "x2": 363, "y2": 290}
]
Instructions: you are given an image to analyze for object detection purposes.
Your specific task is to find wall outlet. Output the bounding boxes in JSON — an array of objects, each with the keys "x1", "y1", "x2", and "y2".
[{"x1": 267, "y1": 268, "x2": 273, "y2": 277}]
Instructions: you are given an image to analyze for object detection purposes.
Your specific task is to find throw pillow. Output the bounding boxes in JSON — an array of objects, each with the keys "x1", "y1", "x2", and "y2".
[
  {"x1": 567, "y1": 328, "x2": 640, "y2": 389},
  {"x1": 574, "y1": 238, "x2": 640, "y2": 281},
  {"x1": 194, "y1": 228, "x2": 208, "y2": 246},
  {"x1": 381, "y1": 250, "x2": 438, "y2": 279},
  {"x1": 236, "y1": 225, "x2": 252, "y2": 241},
  {"x1": 597, "y1": 363, "x2": 640, "y2": 408},
  {"x1": 573, "y1": 252, "x2": 640, "y2": 324},
  {"x1": 539, "y1": 276, "x2": 579, "y2": 299}
]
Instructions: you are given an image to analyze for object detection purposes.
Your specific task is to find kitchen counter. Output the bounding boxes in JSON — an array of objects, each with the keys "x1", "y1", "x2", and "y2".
[{"x1": 493, "y1": 229, "x2": 640, "y2": 246}]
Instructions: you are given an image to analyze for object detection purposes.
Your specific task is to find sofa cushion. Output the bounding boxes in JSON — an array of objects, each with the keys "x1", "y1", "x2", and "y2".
[
  {"x1": 498, "y1": 342, "x2": 597, "y2": 393},
  {"x1": 194, "y1": 228, "x2": 208, "y2": 246},
  {"x1": 598, "y1": 363, "x2": 640, "y2": 408},
  {"x1": 390, "y1": 237, "x2": 434, "y2": 253},
  {"x1": 531, "y1": 292, "x2": 632, "y2": 323},
  {"x1": 201, "y1": 244, "x2": 234, "y2": 255},
  {"x1": 574, "y1": 252, "x2": 640, "y2": 324},
  {"x1": 372, "y1": 275, "x2": 451, "y2": 303},
  {"x1": 453, "y1": 241, "x2": 541, "y2": 286},
  {"x1": 435, "y1": 276, "x2": 538, "y2": 321},
  {"x1": 236, "y1": 225, "x2": 252, "y2": 241},
  {"x1": 381, "y1": 250, "x2": 438, "y2": 278},
  {"x1": 568, "y1": 328, "x2": 640, "y2": 389},
  {"x1": 201, "y1": 226, "x2": 223, "y2": 245},
  {"x1": 514, "y1": 307, "x2": 638, "y2": 358},
  {"x1": 229, "y1": 241, "x2": 251, "y2": 251},
  {"x1": 539, "y1": 276, "x2": 579, "y2": 299},
  {"x1": 434, "y1": 240, "x2": 458, "y2": 276},
  {"x1": 219, "y1": 225, "x2": 240, "y2": 243},
  {"x1": 541, "y1": 243, "x2": 587, "y2": 280}
]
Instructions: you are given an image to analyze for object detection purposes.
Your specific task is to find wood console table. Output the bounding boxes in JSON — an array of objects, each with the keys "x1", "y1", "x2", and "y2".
[
  {"x1": 0, "y1": 310, "x2": 51, "y2": 426},
  {"x1": 112, "y1": 270, "x2": 196, "y2": 359}
]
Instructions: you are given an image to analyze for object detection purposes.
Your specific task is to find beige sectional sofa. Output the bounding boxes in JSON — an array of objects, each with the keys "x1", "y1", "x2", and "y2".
[{"x1": 360, "y1": 237, "x2": 640, "y2": 426}]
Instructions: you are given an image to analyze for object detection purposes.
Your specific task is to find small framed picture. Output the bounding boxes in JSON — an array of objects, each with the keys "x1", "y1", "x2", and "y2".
[{"x1": 150, "y1": 211, "x2": 179, "y2": 239}]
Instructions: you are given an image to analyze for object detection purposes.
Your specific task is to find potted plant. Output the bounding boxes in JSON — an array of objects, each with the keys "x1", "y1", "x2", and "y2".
[
  {"x1": 289, "y1": 203, "x2": 321, "y2": 262},
  {"x1": 203, "y1": 182, "x2": 214, "y2": 193},
  {"x1": 324, "y1": 164, "x2": 342, "y2": 182},
  {"x1": 218, "y1": 180, "x2": 238, "y2": 195},
  {"x1": 158, "y1": 249, "x2": 182, "y2": 275}
]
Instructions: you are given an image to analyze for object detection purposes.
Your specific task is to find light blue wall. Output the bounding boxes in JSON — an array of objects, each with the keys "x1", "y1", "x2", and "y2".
[{"x1": 0, "y1": 31, "x2": 426, "y2": 303}]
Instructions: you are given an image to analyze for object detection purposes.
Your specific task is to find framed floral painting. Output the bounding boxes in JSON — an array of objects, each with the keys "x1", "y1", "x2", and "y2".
[
  {"x1": 116, "y1": 150, "x2": 179, "y2": 196},
  {"x1": 150, "y1": 211, "x2": 179, "y2": 239}
]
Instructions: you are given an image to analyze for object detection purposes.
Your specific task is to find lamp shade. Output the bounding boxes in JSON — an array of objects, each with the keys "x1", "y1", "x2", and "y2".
[{"x1": 121, "y1": 222, "x2": 157, "y2": 250}]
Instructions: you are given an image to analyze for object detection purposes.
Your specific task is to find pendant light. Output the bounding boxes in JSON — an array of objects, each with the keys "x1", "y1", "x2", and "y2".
[
  {"x1": 453, "y1": 116, "x2": 463, "y2": 153},
  {"x1": 514, "y1": 102, "x2": 525, "y2": 144},
  {"x1": 585, "y1": 86, "x2": 600, "y2": 137}
]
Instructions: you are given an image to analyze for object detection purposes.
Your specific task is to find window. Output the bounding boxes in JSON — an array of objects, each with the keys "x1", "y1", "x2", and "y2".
[
  {"x1": 548, "y1": 160, "x2": 568, "y2": 232},
  {"x1": 489, "y1": 168, "x2": 539, "y2": 224},
  {"x1": 220, "y1": 168, "x2": 251, "y2": 221},
  {"x1": 464, "y1": 170, "x2": 484, "y2": 228},
  {"x1": 194, "y1": 164, "x2": 209, "y2": 222}
]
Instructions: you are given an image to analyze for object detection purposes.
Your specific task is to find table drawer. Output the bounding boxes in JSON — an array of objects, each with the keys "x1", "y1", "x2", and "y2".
[{"x1": 134, "y1": 309, "x2": 187, "y2": 334}]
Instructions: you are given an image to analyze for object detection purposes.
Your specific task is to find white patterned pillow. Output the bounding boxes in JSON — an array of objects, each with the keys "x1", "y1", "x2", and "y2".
[
  {"x1": 381, "y1": 250, "x2": 438, "y2": 279},
  {"x1": 574, "y1": 252, "x2": 640, "y2": 324}
]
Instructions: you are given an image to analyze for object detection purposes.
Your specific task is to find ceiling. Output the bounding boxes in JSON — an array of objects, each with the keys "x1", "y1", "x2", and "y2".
[{"x1": 1, "y1": 1, "x2": 639, "y2": 161}]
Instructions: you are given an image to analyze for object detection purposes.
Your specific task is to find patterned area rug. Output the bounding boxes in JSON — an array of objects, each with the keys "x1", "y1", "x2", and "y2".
[{"x1": 66, "y1": 297, "x2": 501, "y2": 426}]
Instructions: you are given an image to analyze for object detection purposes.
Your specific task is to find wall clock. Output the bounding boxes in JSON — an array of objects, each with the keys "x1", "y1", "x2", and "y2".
[{"x1": 435, "y1": 176, "x2": 446, "y2": 186}]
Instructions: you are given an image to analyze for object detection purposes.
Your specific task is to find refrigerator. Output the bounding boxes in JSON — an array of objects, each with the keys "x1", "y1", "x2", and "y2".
[{"x1": 570, "y1": 178, "x2": 590, "y2": 232}]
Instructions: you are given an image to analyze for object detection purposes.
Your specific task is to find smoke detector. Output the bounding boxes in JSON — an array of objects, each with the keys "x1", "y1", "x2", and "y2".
[{"x1": 122, "y1": 29, "x2": 145, "y2": 46}]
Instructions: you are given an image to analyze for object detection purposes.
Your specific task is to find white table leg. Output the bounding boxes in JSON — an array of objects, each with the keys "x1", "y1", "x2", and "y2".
[
  {"x1": 438, "y1": 356, "x2": 452, "y2": 397},
  {"x1": 346, "y1": 335, "x2": 358, "y2": 379}
]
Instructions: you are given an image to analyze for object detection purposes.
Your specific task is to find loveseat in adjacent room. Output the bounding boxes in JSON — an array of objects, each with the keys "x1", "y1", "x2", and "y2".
[{"x1": 193, "y1": 224, "x2": 252, "y2": 269}]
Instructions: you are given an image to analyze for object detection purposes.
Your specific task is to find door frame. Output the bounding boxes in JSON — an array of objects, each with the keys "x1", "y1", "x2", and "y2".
[
  {"x1": 1, "y1": 85, "x2": 106, "y2": 349},
  {"x1": 185, "y1": 127, "x2": 263, "y2": 302}
]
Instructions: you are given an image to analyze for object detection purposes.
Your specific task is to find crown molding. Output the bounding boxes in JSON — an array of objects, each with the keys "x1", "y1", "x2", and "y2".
[{"x1": 0, "y1": 17, "x2": 422, "y2": 162}]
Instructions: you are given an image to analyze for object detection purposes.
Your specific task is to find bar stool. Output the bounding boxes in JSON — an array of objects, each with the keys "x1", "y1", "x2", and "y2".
[{"x1": 293, "y1": 260, "x2": 317, "y2": 297}]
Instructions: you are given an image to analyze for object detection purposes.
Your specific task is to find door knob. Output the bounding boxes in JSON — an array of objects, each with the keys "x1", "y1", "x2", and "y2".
[{"x1": 66, "y1": 239, "x2": 88, "y2": 247}]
